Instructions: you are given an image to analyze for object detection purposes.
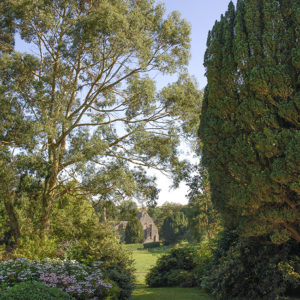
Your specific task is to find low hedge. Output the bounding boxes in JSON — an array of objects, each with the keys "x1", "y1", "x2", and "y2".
[{"x1": 143, "y1": 242, "x2": 161, "y2": 249}]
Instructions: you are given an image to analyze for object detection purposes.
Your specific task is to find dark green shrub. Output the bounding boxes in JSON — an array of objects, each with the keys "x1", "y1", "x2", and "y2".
[
  {"x1": 96, "y1": 279, "x2": 120, "y2": 300},
  {"x1": 0, "y1": 281, "x2": 74, "y2": 300},
  {"x1": 202, "y1": 235, "x2": 300, "y2": 300},
  {"x1": 146, "y1": 244, "x2": 212, "y2": 288},
  {"x1": 125, "y1": 218, "x2": 144, "y2": 244},
  {"x1": 167, "y1": 269, "x2": 194, "y2": 287},
  {"x1": 102, "y1": 263, "x2": 135, "y2": 300},
  {"x1": 143, "y1": 242, "x2": 161, "y2": 249}
]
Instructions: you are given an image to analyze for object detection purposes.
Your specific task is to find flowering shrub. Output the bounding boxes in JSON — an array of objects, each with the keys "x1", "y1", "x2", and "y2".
[
  {"x1": 0, "y1": 258, "x2": 113, "y2": 299},
  {"x1": 55, "y1": 234, "x2": 135, "y2": 299}
]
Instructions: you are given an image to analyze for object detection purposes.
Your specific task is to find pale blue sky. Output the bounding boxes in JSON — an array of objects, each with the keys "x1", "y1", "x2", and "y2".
[
  {"x1": 154, "y1": 0, "x2": 236, "y2": 205},
  {"x1": 164, "y1": 0, "x2": 235, "y2": 89}
]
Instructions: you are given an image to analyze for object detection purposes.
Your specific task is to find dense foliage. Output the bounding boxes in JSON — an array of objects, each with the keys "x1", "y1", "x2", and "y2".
[
  {"x1": 202, "y1": 232, "x2": 300, "y2": 300},
  {"x1": 0, "y1": 0, "x2": 201, "y2": 240},
  {"x1": 199, "y1": 0, "x2": 300, "y2": 243},
  {"x1": 2, "y1": 189, "x2": 135, "y2": 299},
  {"x1": 146, "y1": 244, "x2": 212, "y2": 288},
  {"x1": 185, "y1": 165, "x2": 222, "y2": 242},
  {"x1": 197, "y1": 1, "x2": 300, "y2": 299},
  {"x1": 101, "y1": 263, "x2": 134, "y2": 300},
  {"x1": 161, "y1": 211, "x2": 188, "y2": 245},
  {"x1": 0, "y1": 281, "x2": 74, "y2": 300},
  {"x1": 125, "y1": 217, "x2": 144, "y2": 244},
  {"x1": 147, "y1": 202, "x2": 183, "y2": 231}
]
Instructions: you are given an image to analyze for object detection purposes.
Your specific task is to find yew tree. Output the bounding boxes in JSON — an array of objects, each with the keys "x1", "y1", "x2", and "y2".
[
  {"x1": 124, "y1": 217, "x2": 144, "y2": 244},
  {"x1": 0, "y1": 0, "x2": 201, "y2": 236},
  {"x1": 199, "y1": 0, "x2": 300, "y2": 243}
]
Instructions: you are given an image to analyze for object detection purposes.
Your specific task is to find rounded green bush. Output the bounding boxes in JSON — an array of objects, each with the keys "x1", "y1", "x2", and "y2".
[
  {"x1": 146, "y1": 244, "x2": 211, "y2": 288},
  {"x1": 0, "y1": 281, "x2": 74, "y2": 300}
]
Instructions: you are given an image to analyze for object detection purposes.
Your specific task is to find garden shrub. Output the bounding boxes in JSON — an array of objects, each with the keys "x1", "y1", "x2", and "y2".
[
  {"x1": 146, "y1": 244, "x2": 212, "y2": 288},
  {"x1": 10, "y1": 233, "x2": 135, "y2": 299},
  {"x1": 143, "y1": 242, "x2": 161, "y2": 249},
  {"x1": 102, "y1": 264, "x2": 134, "y2": 300},
  {"x1": 11, "y1": 236, "x2": 60, "y2": 260},
  {"x1": 27, "y1": 223, "x2": 135, "y2": 300},
  {"x1": 64, "y1": 233, "x2": 135, "y2": 300},
  {"x1": 0, "y1": 281, "x2": 74, "y2": 300},
  {"x1": 167, "y1": 269, "x2": 194, "y2": 287},
  {"x1": 202, "y1": 233, "x2": 300, "y2": 300},
  {"x1": 0, "y1": 258, "x2": 112, "y2": 299},
  {"x1": 7, "y1": 199, "x2": 135, "y2": 300}
]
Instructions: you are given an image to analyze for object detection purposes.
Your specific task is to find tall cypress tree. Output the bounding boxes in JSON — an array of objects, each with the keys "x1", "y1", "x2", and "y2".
[{"x1": 199, "y1": 0, "x2": 300, "y2": 244}]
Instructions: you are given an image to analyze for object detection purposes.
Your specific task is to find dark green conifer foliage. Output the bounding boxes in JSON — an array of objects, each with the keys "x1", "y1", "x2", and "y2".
[
  {"x1": 124, "y1": 217, "x2": 144, "y2": 244},
  {"x1": 199, "y1": 0, "x2": 300, "y2": 243},
  {"x1": 161, "y1": 211, "x2": 188, "y2": 245}
]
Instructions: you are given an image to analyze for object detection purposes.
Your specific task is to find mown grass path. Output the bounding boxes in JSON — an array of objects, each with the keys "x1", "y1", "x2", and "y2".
[
  {"x1": 124, "y1": 244, "x2": 168, "y2": 284},
  {"x1": 124, "y1": 244, "x2": 214, "y2": 300}
]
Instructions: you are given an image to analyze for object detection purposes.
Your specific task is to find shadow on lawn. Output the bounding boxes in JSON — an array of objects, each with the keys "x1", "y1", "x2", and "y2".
[{"x1": 131, "y1": 286, "x2": 214, "y2": 300}]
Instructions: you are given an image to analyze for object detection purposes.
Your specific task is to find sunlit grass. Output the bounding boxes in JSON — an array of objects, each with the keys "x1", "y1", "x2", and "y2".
[{"x1": 123, "y1": 243, "x2": 169, "y2": 284}]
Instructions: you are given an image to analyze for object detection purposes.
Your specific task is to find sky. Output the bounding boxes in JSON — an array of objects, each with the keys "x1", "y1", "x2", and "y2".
[{"x1": 153, "y1": 0, "x2": 236, "y2": 206}]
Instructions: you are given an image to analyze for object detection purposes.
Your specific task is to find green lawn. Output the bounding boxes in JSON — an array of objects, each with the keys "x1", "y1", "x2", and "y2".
[
  {"x1": 131, "y1": 286, "x2": 214, "y2": 300},
  {"x1": 123, "y1": 243, "x2": 170, "y2": 284},
  {"x1": 124, "y1": 244, "x2": 214, "y2": 300}
]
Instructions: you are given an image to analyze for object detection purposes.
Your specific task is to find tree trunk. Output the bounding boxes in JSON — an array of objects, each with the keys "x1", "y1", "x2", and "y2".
[
  {"x1": 284, "y1": 224, "x2": 300, "y2": 243},
  {"x1": 4, "y1": 192, "x2": 21, "y2": 244},
  {"x1": 41, "y1": 146, "x2": 59, "y2": 232},
  {"x1": 103, "y1": 207, "x2": 107, "y2": 223}
]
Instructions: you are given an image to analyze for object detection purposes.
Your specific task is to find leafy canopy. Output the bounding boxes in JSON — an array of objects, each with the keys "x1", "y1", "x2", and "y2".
[{"x1": 0, "y1": 0, "x2": 202, "y2": 234}]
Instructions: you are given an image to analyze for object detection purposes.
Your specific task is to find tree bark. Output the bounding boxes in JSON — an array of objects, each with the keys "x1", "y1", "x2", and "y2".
[
  {"x1": 3, "y1": 191, "x2": 21, "y2": 244},
  {"x1": 284, "y1": 224, "x2": 300, "y2": 243},
  {"x1": 41, "y1": 145, "x2": 59, "y2": 232}
]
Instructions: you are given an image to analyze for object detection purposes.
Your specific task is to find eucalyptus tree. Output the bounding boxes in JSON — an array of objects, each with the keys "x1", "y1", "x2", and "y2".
[
  {"x1": 199, "y1": 0, "x2": 300, "y2": 243},
  {"x1": 1, "y1": 0, "x2": 201, "y2": 234}
]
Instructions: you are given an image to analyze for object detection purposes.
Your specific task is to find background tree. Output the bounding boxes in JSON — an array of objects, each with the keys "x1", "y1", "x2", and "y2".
[
  {"x1": 147, "y1": 202, "x2": 183, "y2": 231},
  {"x1": 161, "y1": 211, "x2": 188, "y2": 245},
  {"x1": 118, "y1": 200, "x2": 139, "y2": 222},
  {"x1": 0, "y1": 0, "x2": 202, "y2": 237},
  {"x1": 199, "y1": 0, "x2": 300, "y2": 244},
  {"x1": 124, "y1": 217, "x2": 144, "y2": 244},
  {"x1": 185, "y1": 165, "x2": 221, "y2": 242}
]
